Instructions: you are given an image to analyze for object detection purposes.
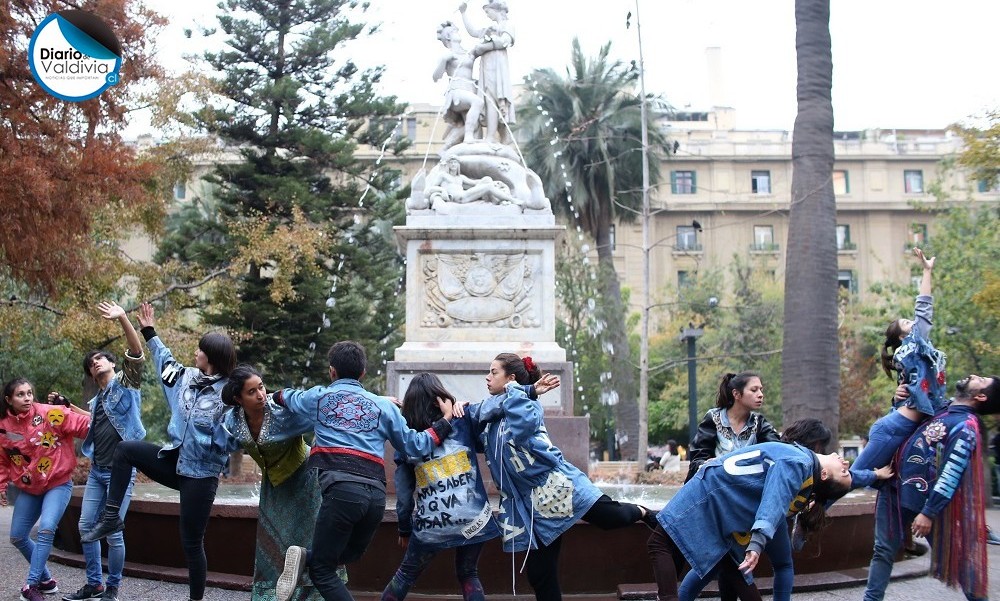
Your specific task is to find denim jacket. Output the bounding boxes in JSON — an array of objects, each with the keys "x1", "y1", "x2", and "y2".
[
  {"x1": 657, "y1": 442, "x2": 817, "y2": 580},
  {"x1": 81, "y1": 349, "x2": 146, "y2": 461},
  {"x1": 146, "y1": 335, "x2": 230, "y2": 478},
  {"x1": 395, "y1": 414, "x2": 500, "y2": 550},
  {"x1": 275, "y1": 378, "x2": 451, "y2": 485},
  {"x1": 468, "y1": 382, "x2": 603, "y2": 552},
  {"x1": 892, "y1": 294, "x2": 947, "y2": 415}
]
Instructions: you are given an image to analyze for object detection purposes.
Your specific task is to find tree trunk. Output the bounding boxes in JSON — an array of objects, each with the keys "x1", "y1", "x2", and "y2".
[
  {"x1": 595, "y1": 213, "x2": 638, "y2": 460},
  {"x1": 783, "y1": 0, "x2": 840, "y2": 444}
]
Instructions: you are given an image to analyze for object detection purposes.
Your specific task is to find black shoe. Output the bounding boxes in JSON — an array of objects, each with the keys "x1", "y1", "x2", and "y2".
[
  {"x1": 80, "y1": 515, "x2": 124, "y2": 543},
  {"x1": 99, "y1": 586, "x2": 118, "y2": 601},
  {"x1": 638, "y1": 505, "x2": 658, "y2": 530},
  {"x1": 62, "y1": 584, "x2": 104, "y2": 601},
  {"x1": 904, "y1": 541, "x2": 929, "y2": 557}
]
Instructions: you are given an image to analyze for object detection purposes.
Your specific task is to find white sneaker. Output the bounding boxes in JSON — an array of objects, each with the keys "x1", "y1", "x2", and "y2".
[{"x1": 275, "y1": 546, "x2": 307, "y2": 601}]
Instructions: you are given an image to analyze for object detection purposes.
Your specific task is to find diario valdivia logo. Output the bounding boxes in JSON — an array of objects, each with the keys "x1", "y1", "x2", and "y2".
[{"x1": 28, "y1": 10, "x2": 122, "y2": 102}]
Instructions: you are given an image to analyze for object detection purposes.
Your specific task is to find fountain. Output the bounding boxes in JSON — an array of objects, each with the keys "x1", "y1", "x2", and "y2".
[{"x1": 53, "y1": 2, "x2": 880, "y2": 595}]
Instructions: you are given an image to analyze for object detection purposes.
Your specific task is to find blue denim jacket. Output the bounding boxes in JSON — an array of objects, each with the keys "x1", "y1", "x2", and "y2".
[
  {"x1": 395, "y1": 414, "x2": 500, "y2": 550},
  {"x1": 147, "y1": 335, "x2": 230, "y2": 478},
  {"x1": 657, "y1": 442, "x2": 817, "y2": 580},
  {"x1": 469, "y1": 382, "x2": 603, "y2": 552},
  {"x1": 81, "y1": 350, "x2": 146, "y2": 461}
]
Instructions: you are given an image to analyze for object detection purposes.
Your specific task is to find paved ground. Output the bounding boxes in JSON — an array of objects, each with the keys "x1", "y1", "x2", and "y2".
[{"x1": 1, "y1": 505, "x2": 999, "y2": 601}]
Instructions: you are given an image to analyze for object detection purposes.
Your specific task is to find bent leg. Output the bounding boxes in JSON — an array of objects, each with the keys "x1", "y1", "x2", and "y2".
[{"x1": 646, "y1": 525, "x2": 686, "y2": 601}]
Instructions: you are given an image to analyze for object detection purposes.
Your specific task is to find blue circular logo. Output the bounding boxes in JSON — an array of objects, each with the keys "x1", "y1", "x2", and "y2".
[{"x1": 28, "y1": 10, "x2": 122, "y2": 102}]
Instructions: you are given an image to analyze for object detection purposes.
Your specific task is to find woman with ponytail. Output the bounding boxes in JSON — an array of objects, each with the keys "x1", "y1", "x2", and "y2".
[{"x1": 461, "y1": 352, "x2": 657, "y2": 601}]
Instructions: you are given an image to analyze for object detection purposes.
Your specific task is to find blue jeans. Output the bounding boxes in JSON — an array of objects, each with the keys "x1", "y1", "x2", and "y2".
[
  {"x1": 10, "y1": 481, "x2": 74, "y2": 586},
  {"x1": 310, "y1": 475, "x2": 386, "y2": 601},
  {"x1": 79, "y1": 465, "x2": 136, "y2": 588},
  {"x1": 851, "y1": 410, "x2": 920, "y2": 489},
  {"x1": 382, "y1": 541, "x2": 484, "y2": 601}
]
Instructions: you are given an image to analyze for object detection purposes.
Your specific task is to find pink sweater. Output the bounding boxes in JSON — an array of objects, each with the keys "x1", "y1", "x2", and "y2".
[{"x1": 0, "y1": 403, "x2": 90, "y2": 494}]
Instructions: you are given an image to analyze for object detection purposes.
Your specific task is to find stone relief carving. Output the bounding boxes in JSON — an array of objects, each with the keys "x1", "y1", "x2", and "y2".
[{"x1": 421, "y1": 252, "x2": 540, "y2": 328}]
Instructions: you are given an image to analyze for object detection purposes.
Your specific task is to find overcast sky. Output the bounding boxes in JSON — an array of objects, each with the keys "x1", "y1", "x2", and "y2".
[{"x1": 136, "y1": 0, "x2": 999, "y2": 135}]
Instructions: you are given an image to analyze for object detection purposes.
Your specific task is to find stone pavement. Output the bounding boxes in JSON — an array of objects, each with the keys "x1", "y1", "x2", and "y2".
[{"x1": 1, "y1": 505, "x2": 998, "y2": 601}]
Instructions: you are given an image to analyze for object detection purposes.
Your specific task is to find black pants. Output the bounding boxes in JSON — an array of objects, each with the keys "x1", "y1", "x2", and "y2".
[
  {"x1": 108, "y1": 441, "x2": 220, "y2": 601},
  {"x1": 524, "y1": 495, "x2": 643, "y2": 601}
]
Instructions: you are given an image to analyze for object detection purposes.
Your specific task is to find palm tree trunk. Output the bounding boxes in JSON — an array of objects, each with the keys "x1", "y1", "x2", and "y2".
[
  {"x1": 595, "y1": 219, "x2": 638, "y2": 460},
  {"x1": 783, "y1": 0, "x2": 840, "y2": 443}
]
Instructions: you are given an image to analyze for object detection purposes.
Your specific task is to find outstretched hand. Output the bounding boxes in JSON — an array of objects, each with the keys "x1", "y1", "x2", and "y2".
[
  {"x1": 534, "y1": 373, "x2": 560, "y2": 396},
  {"x1": 97, "y1": 301, "x2": 126, "y2": 321},
  {"x1": 874, "y1": 465, "x2": 895, "y2": 480},
  {"x1": 137, "y1": 302, "x2": 156, "y2": 328},
  {"x1": 912, "y1": 247, "x2": 935, "y2": 270}
]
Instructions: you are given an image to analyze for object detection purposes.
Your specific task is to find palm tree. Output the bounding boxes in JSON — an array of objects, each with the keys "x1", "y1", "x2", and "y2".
[
  {"x1": 782, "y1": 0, "x2": 840, "y2": 442},
  {"x1": 519, "y1": 39, "x2": 670, "y2": 460}
]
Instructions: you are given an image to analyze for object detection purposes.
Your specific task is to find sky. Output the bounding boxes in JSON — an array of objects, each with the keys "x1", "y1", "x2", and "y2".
[{"x1": 134, "y1": 0, "x2": 1000, "y2": 136}]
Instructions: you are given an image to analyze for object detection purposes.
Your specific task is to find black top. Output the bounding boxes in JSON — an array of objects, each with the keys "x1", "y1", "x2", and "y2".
[{"x1": 91, "y1": 387, "x2": 123, "y2": 468}]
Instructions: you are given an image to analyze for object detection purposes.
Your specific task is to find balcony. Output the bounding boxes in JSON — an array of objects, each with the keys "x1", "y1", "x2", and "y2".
[
  {"x1": 749, "y1": 242, "x2": 780, "y2": 253},
  {"x1": 837, "y1": 242, "x2": 858, "y2": 252},
  {"x1": 672, "y1": 243, "x2": 703, "y2": 253}
]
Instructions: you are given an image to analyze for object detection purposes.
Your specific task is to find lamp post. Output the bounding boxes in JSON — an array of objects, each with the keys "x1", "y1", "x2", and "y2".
[{"x1": 680, "y1": 326, "x2": 704, "y2": 443}]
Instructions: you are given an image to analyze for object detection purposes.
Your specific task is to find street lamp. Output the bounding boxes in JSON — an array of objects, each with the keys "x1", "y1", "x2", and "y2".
[{"x1": 680, "y1": 326, "x2": 704, "y2": 443}]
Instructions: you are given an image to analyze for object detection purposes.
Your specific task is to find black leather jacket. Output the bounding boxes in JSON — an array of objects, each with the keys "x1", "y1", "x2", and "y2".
[{"x1": 684, "y1": 408, "x2": 780, "y2": 483}]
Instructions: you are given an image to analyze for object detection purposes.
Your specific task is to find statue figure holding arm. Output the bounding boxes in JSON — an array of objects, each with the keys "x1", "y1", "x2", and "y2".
[{"x1": 459, "y1": 0, "x2": 515, "y2": 145}]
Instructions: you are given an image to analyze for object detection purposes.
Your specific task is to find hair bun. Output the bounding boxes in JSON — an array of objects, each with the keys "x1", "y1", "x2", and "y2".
[{"x1": 523, "y1": 356, "x2": 536, "y2": 372}]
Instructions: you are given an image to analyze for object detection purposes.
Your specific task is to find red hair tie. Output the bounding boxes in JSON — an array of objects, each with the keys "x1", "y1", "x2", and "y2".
[{"x1": 523, "y1": 356, "x2": 536, "y2": 372}]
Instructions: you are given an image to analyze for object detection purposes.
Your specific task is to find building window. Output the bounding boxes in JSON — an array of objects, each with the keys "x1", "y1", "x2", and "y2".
[
  {"x1": 391, "y1": 117, "x2": 417, "y2": 142},
  {"x1": 751, "y1": 170, "x2": 771, "y2": 194},
  {"x1": 833, "y1": 170, "x2": 849, "y2": 195},
  {"x1": 904, "y1": 170, "x2": 924, "y2": 194},
  {"x1": 752, "y1": 225, "x2": 776, "y2": 251},
  {"x1": 173, "y1": 182, "x2": 186, "y2": 200},
  {"x1": 837, "y1": 270, "x2": 857, "y2": 293},
  {"x1": 676, "y1": 226, "x2": 700, "y2": 251},
  {"x1": 977, "y1": 175, "x2": 1000, "y2": 193},
  {"x1": 909, "y1": 223, "x2": 927, "y2": 247},
  {"x1": 671, "y1": 170, "x2": 696, "y2": 194},
  {"x1": 836, "y1": 224, "x2": 856, "y2": 250},
  {"x1": 677, "y1": 270, "x2": 693, "y2": 288}
]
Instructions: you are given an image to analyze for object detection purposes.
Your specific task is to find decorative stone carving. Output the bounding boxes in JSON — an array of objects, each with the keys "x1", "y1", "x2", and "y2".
[{"x1": 421, "y1": 252, "x2": 540, "y2": 328}]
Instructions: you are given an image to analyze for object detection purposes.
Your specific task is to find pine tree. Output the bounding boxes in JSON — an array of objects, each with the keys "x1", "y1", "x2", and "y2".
[{"x1": 158, "y1": 0, "x2": 407, "y2": 387}]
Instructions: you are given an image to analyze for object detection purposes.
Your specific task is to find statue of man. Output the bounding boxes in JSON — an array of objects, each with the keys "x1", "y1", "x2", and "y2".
[
  {"x1": 434, "y1": 21, "x2": 483, "y2": 149},
  {"x1": 459, "y1": 0, "x2": 515, "y2": 145},
  {"x1": 424, "y1": 157, "x2": 521, "y2": 208}
]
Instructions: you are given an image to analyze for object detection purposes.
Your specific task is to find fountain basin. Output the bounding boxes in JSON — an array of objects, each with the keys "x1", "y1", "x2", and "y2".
[{"x1": 54, "y1": 484, "x2": 878, "y2": 594}]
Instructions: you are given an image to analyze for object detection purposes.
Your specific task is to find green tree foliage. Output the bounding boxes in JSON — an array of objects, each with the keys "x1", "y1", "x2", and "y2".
[
  {"x1": 647, "y1": 261, "x2": 784, "y2": 445},
  {"x1": 519, "y1": 39, "x2": 671, "y2": 459},
  {"x1": 156, "y1": 0, "x2": 408, "y2": 388}
]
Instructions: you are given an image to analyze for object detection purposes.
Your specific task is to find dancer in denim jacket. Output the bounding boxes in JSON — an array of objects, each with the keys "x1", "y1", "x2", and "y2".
[
  {"x1": 0, "y1": 378, "x2": 91, "y2": 601},
  {"x1": 647, "y1": 442, "x2": 853, "y2": 601},
  {"x1": 82, "y1": 302, "x2": 237, "y2": 601},
  {"x1": 852, "y1": 248, "x2": 945, "y2": 489},
  {"x1": 273, "y1": 341, "x2": 456, "y2": 601},
  {"x1": 464, "y1": 353, "x2": 656, "y2": 601},
  {"x1": 63, "y1": 302, "x2": 146, "y2": 601},
  {"x1": 382, "y1": 373, "x2": 500, "y2": 601}
]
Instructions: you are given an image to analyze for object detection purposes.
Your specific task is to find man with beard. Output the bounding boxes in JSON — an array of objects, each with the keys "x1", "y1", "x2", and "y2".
[{"x1": 863, "y1": 374, "x2": 999, "y2": 601}]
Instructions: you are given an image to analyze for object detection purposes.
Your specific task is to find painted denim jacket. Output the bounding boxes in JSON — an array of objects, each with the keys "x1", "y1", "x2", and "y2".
[
  {"x1": 657, "y1": 442, "x2": 817, "y2": 580},
  {"x1": 898, "y1": 404, "x2": 979, "y2": 517},
  {"x1": 81, "y1": 349, "x2": 146, "y2": 461},
  {"x1": 468, "y1": 382, "x2": 603, "y2": 552},
  {"x1": 147, "y1": 335, "x2": 230, "y2": 478},
  {"x1": 395, "y1": 413, "x2": 500, "y2": 550},
  {"x1": 221, "y1": 399, "x2": 314, "y2": 487},
  {"x1": 892, "y1": 294, "x2": 947, "y2": 415}
]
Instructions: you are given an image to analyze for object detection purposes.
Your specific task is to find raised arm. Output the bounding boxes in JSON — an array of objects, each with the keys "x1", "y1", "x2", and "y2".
[
  {"x1": 913, "y1": 247, "x2": 935, "y2": 297},
  {"x1": 100, "y1": 301, "x2": 144, "y2": 387},
  {"x1": 458, "y1": 2, "x2": 486, "y2": 37}
]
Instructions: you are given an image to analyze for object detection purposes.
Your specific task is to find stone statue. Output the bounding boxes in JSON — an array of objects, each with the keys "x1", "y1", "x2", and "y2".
[
  {"x1": 423, "y1": 157, "x2": 521, "y2": 208},
  {"x1": 434, "y1": 21, "x2": 483, "y2": 149},
  {"x1": 459, "y1": 0, "x2": 515, "y2": 145}
]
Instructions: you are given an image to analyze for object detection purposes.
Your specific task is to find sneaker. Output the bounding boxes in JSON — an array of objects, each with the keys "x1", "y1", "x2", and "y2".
[
  {"x1": 987, "y1": 527, "x2": 1000, "y2": 546},
  {"x1": 21, "y1": 585, "x2": 45, "y2": 601},
  {"x1": 79, "y1": 515, "x2": 124, "y2": 543},
  {"x1": 99, "y1": 586, "x2": 118, "y2": 601},
  {"x1": 638, "y1": 505, "x2": 659, "y2": 531},
  {"x1": 38, "y1": 580, "x2": 58, "y2": 595},
  {"x1": 62, "y1": 584, "x2": 104, "y2": 601},
  {"x1": 275, "y1": 546, "x2": 307, "y2": 601}
]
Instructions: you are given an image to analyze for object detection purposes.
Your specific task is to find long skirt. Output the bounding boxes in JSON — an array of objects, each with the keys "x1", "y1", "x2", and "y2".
[{"x1": 252, "y1": 464, "x2": 323, "y2": 601}]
